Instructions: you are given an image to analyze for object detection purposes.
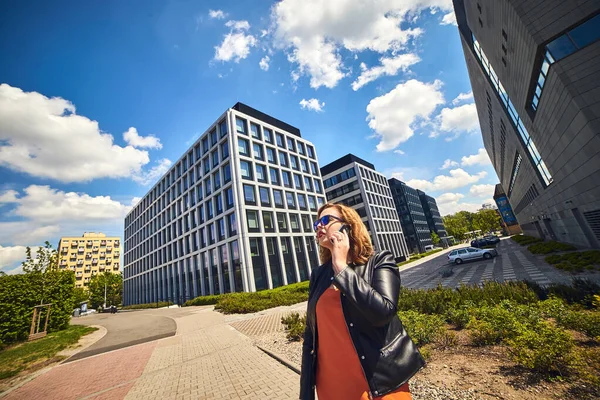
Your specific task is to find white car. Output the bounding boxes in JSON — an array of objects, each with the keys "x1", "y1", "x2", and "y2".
[{"x1": 448, "y1": 247, "x2": 498, "y2": 264}]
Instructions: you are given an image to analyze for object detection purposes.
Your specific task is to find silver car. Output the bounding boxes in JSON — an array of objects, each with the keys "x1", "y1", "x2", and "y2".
[{"x1": 448, "y1": 247, "x2": 498, "y2": 264}]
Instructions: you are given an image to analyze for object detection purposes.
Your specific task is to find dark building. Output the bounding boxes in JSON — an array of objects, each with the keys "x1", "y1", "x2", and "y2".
[
  {"x1": 453, "y1": 0, "x2": 600, "y2": 248},
  {"x1": 321, "y1": 154, "x2": 410, "y2": 261},
  {"x1": 494, "y1": 184, "x2": 522, "y2": 236},
  {"x1": 417, "y1": 190, "x2": 449, "y2": 244},
  {"x1": 388, "y1": 178, "x2": 432, "y2": 254}
]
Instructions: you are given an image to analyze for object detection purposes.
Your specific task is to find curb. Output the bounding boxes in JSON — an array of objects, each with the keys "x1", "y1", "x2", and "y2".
[{"x1": 256, "y1": 345, "x2": 301, "y2": 375}]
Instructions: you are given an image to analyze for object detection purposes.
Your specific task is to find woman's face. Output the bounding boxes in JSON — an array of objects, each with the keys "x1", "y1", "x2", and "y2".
[{"x1": 315, "y1": 207, "x2": 345, "y2": 250}]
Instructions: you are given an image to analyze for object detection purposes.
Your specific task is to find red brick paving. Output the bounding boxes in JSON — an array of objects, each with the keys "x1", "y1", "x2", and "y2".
[{"x1": 4, "y1": 342, "x2": 155, "y2": 400}]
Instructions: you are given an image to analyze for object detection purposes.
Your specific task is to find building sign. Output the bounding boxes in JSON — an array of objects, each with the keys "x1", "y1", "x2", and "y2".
[{"x1": 495, "y1": 195, "x2": 518, "y2": 226}]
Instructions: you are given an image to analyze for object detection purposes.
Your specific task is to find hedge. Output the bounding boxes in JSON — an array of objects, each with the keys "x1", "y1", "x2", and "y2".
[
  {"x1": 121, "y1": 301, "x2": 175, "y2": 310},
  {"x1": 511, "y1": 235, "x2": 543, "y2": 246},
  {"x1": 0, "y1": 271, "x2": 75, "y2": 345},
  {"x1": 528, "y1": 241, "x2": 577, "y2": 255}
]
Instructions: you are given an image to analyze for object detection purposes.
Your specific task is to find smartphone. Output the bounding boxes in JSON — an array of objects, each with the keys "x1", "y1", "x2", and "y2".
[{"x1": 339, "y1": 225, "x2": 350, "y2": 234}]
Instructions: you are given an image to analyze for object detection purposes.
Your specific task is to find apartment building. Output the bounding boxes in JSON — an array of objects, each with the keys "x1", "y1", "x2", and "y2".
[
  {"x1": 320, "y1": 154, "x2": 409, "y2": 262},
  {"x1": 388, "y1": 178, "x2": 432, "y2": 254},
  {"x1": 453, "y1": 0, "x2": 600, "y2": 248},
  {"x1": 57, "y1": 232, "x2": 121, "y2": 288},
  {"x1": 123, "y1": 103, "x2": 325, "y2": 306},
  {"x1": 417, "y1": 190, "x2": 449, "y2": 244}
]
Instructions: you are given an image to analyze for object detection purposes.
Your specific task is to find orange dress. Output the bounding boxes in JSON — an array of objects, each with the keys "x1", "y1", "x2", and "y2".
[{"x1": 315, "y1": 287, "x2": 412, "y2": 400}]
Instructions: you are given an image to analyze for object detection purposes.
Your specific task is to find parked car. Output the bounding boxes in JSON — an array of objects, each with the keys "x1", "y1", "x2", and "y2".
[
  {"x1": 471, "y1": 235, "x2": 500, "y2": 248},
  {"x1": 448, "y1": 247, "x2": 498, "y2": 264},
  {"x1": 483, "y1": 235, "x2": 500, "y2": 244}
]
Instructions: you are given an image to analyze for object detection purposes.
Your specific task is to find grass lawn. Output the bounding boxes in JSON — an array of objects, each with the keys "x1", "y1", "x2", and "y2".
[
  {"x1": 398, "y1": 248, "x2": 444, "y2": 267},
  {"x1": 0, "y1": 325, "x2": 97, "y2": 381}
]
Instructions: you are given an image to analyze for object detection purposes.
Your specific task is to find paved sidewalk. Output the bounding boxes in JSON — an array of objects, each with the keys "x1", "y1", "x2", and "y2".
[{"x1": 3, "y1": 307, "x2": 300, "y2": 400}]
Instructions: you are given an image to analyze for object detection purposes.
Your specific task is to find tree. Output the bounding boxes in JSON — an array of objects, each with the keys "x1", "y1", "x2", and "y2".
[
  {"x1": 88, "y1": 272, "x2": 122, "y2": 309},
  {"x1": 72, "y1": 287, "x2": 90, "y2": 309},
  {"x1": 431, "y1": 232, "x2": 440, "y2": 246},
  {"x1": 21, "y1": 242, "x2": 58, "y2": 274}
]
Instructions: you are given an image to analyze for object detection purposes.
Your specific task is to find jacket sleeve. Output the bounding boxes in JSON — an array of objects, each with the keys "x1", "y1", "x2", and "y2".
[
  {"x1": 332, "y1": 250, "x2": 400, "y2": 327},
  {"x1": 299, "y1": 266, "x2": 318, "y2": 400}
]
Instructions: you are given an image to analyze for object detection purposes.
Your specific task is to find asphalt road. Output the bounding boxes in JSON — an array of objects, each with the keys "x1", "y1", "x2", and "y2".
[{"x1": 69, "y1": 308, "x2": 178, "y2": 361}]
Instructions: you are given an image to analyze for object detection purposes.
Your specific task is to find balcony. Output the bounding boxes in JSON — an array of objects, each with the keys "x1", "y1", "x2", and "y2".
[
  {"x1": 86, "y1": 240, "x2": 92, "y2": 247},
  {"x1": 107, "y1": 246, "x2": 112, "y2": 251},
  {"x1": 77, "y1": 260, "x2": 83, "y2": 265},
  {"x1": 106, "y1": 258, "x2": 112, "y2": 264},
  {"x1": 78, "y1": 247, "x2": 84, "y2": 253},
  {"x1": 101, "y1": 240, "x2": 107, "y2": 246},
  {"x1": 99, "y1": 266, "x2": 105, "y2": 271},
  {"x1": 84, "y1": 266, "x2": 91, "y2": 272},
  {"x1": 61, "y1": 247, "x2": 68, "y2": 253},
  {"x1": 113, "y1": 266, "x2": 119, "y2": 271},
  {"x1": 92, "y1": 259, "x2": 98, "y2": 264},
  {"x1": 115, "y1": 241, "x2": 120, "y2": 247},
  {"x1": 60, "y1": 260, "x2": 67, "y2": 266},
  {"x1": 71, "y1": 242, "x2": 78, "y2": 248},
  {"x1": 100, "y1": 252, "x2": 106, "y2": 258},
  {"x1": 69, "y1": 256, "x2": 77, "y2": 261},
  {"x1": 85, "y1": 254, "x2": 92, "y2": 259},
  {"x1": 76, "y1": 272, "x2": 82, "y2": 277}
]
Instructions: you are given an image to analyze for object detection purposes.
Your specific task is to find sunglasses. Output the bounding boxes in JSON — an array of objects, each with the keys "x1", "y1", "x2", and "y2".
[{"x1": 313, "y1": 215, "x2": 344, "y2": 232}]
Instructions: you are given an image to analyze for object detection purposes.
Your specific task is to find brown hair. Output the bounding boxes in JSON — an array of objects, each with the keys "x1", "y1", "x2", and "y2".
[{"x1": 317, "y1": 203, "x2": 374, "y2": 265}]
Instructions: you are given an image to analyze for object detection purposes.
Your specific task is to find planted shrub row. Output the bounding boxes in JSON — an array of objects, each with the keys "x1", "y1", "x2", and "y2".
[
  {"x1": 121, "y1": 301, "x2": 174, "y2": 310},
  {"x1": 545, "y1": 251, "x2": 600, "y2": 273},
  {"x1": 511, "y1": 235, "x2": 543, "y2": 246},
  {"x1": 528, "y1": 241, "x2": 577, "y2": 255}
]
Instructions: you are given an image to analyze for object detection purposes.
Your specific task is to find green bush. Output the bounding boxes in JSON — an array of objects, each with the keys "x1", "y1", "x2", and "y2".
[
  {"x1": 183, "y1": 294, "x2": 222, "y2": 307},
  {"x1": 528, "y1": 241, "x2": 577, "y2": 255},
  {"x1": 446, "y1": 303, "x2": 473, "y2": 329},
  {"x1": 526, "y1": 279, "x2": 600, "y2": 309},
  {"x1": 281, "y1": 312, "x2": 306, "y2": 341},
  {"x1": 398, "y1": 249, "x2": 443, "y2": 266},
  {"x1": 121, "y1": 301, "x2": 174, "y2": 310},
  {"x1": 211, "y1": 281, "x2": 310, "y2": 314},
  {"x1": 569, "y1": 347, "x2": 600, "y2": 389},
  {"x1": 545, "y1": 251, "x2": 600, "y2": 273},
  {"x1": 512, "y1": 235, "x2": 543, "y2": 246},
  {"x1": 506, "y1": 321, "x2": 574, "y2": 375},
  {"x1": 467, "y1": 302, "x2": 524, "y2": 345},
  {"x1": 557, "y1": 310, "x2": 600, "y2": 339},
  {"x1": 0, "y1": 271, "x2": 75, "y2": 345},
  {"x1": 398, "y1": 310, "x2": 445, "y2": 346}
]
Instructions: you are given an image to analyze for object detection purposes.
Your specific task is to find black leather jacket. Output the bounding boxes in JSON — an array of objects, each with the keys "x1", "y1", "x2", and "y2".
[{"x1": 299, "y1": 251, "x2": 425, "y2": 400}]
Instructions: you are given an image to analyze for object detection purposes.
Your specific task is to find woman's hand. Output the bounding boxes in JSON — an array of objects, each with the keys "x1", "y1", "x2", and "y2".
[{"x1": 329, "y1": 228, "x2": 350, "y2": 274}]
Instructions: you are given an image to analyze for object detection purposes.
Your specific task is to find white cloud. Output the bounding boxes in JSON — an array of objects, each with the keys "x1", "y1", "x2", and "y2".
[
  {"x1": 0, "y1": 84, "x2": 158, "y2": 183},
  {"x1": 214, "y1": 21, "x2": 257, "y2": 63},
  {"x1": 461, "y1": 148, "x2": 491, "y2": 167},
  {"x1": 437, "y1": 199, "x2": 482, "y2": 216},
  {"x1": 208, "y1": 9, "x2": 227, "y2": 19},
  {"x1": 123, "y1": 127, "x2": 162, "y2": 149},
  {"x1": 406, "y1": 168, "x2": 487, "y2": 192},
  {"x1": 469, "y1": 184, "x2": 495, "y2": 198},
  {"x1": 259, "y1": 56, "x2": 270, "y2": 71},
  {"x1": 271, "y1": 0, "x2": 451, "y2": 89},
  {"x1": 351, "y1": 53, "x2": 421, "y2": 90},
  {"x1": 393, "y1": 150, "x2": 405, "y2": 155},
  {"x1": 0, "y1": 189, "x2": 18, "y2": 203},
  {"x1": 436, "y1": 103, "x2": 479, "y2": 137},
  {"x1": 366, "y1": 79, "x2": 444, "y2": 152},
  {"x1": 299, "y1": 98, "x2": 325, "y2": 112},
  {"x1": 452, "y1": 91, "x2": 473, "y2": 105},
  {"x1": 436, "y1": 192, "x2": 465, "y2": 204},
  {"x1": 440, "y1": 11, "x2": 457, "y2": 26},
  {"x1": 132, "y1": 158, "x2": 172, "y2": 186},
  {"x1": 225, "y1": 20, "x2": 250, "y2": 31},
  {"x1": 0, "y1": 245, "x2": 27, "y2": 270},
  {"x1": 440, "y1": 159, "x2": 459, "y2": 169}
]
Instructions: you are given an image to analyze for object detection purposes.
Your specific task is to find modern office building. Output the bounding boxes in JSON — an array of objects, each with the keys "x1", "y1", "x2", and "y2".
[
  {"x1": 388, "y1": 178, "x2": 432, "y2": 254},
  {"x1": 417, "y1": 190, "x2": 449, "y2": 244},
  {"x1": 494, "y1": 183, "x2": 522, "y2": 235},
  {"x1": 321, "y1": 154, "x2": 409, "y2": 262},
  {"x1": 123, "y1": 103, "x2": 326, "y2": 306},
  {"x1": 57, "y1": 233, "x2": 121, "y2": 288},
  {"x1": 453, "y1": 0, "x2": 600, "y2": 248}
]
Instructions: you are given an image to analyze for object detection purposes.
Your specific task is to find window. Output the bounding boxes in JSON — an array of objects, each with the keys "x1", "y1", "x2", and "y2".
[
  {"x1": 269, "y1": 168, "x2": 280, "y2": 185},
  {"x1": 246, "y1": 210, "x2": 259, "y2": 231},
  {"x1": 293, "y1": 174, "x2": 303, "y2": 190},
  {"x1": 228, "y1": 212, "x2": 237, "y2": 236},
  {"x1": 226, "y1": 187, "x2": 234, "y2": 209},
  {"x1": 250, "y1": 123, "x2": 261, "y2": 139},
  {"x1": 215, "y1": 194, "x2": 223, "y2": 215},
  {"x1": 286, "y1": 138, "x2": 295, "y2": 152},
  {"x1": 273, "y1": 189, "x2": 284, "y2": 207},
  {"x1": 202, "y1": 136, "x2": 209, "y2": 154},
  {"x1": 264, "y1": 128, "x2": 273, "y2": 143},
  {"x1": 253, "y1": 143, "x2": 264, "y2": 160},
  {"x1": 298, "y1": 193, "x2": 307, "y2": 209},
  {"x1": 308, "y1": 195, "x2": 316, "y2": 211},
  {"x1": 290, "y1": 155, "x2": 299, "y2": 170},
  {"x1": 219, "y1": 120, "x2": 228, "y2": 137},
  {"x1": 236, "y1": 117, "x2": 247, "y2": 134},
  {"x1": 207, "y1": 199, "x2": 214, "y2": 219},
  {"x1": 256, "y1": 164, "x2": 267, "y2": 182},
  {"x1": 304, "y1": 177, "x2": 312, "y2": 192},
  {"x1": 502, "y1": 29, "x2": 507, "y2": 41},
  {"x1": 221, "y1": 141, "x2": 229, "y2": 159},
  {"x1": 266, "y1": 147, "x2": 276, "y2": 164},
  {"x1": 301, "y1": 159, "x2": 309, "y2": 173},
  {"x1": 290, "y1": 214, "x2": 300, "y2": 231},
  {"x1": 310, "y1": 162, "x2": 318, "y2": 175},
  {"x1": 276, "y1": 133, "x2": 285, "y2": 148},
  {"x1": 277, "y1": 212, "x2": 288, "y2": 231},
  {"x1": 243, "y1": 184, "x2": 256, "y2": 205},
  {"x1": 263, "y1": 211, "x2": 275, "y2": 232},
  {"x1": 212, "y1": 149, "x2": 219, "y2": 168},
  {"x1": 286, "y1": 191, "x2": 296, "y2": 208},
  {"x1": 508, "y1": 152, "x2": 522, "y2": 197},
  {"x1": 278, "y1": 151, "x2": 288, "y2": 167},
  {"x1": 205, "y1": 177, "x2": 212, "y2": 196},
  {"x1": 238, "y1": 138, "x2": 249, "y2": 156},
  {"x1": 259, "y1": 187, "x2": 271, "y2": 206},
  {"x1": 249, "y1": 238, "x2": 261, "y2": 256},
  {"x1": 223, "y1": 163, "x2": 231, "y2": 183},
  {"x1": 298, "y1": 142, "x2": 305, "y2": 155},
  {"x1": 301, "y1": 214, "x2": 311, "y2": 232},
  {"x1": 282, "y1": 171, "x2": 292, "y2": 188},
  {"x1": 213, "y1": 171, "x2": 221, "y2": 190},
  {"x1": 240, "y1": 160, "x2": 252, "y2": 179},
  {"x1": 210, "y1": 129, "x2": 218, "y2": 146},
  {"x1": 307, "y1": 145, "x2": 315, "y2": 159},
  {"x1": 218, "y1": 218, "x2": 226, "y2": 240}
]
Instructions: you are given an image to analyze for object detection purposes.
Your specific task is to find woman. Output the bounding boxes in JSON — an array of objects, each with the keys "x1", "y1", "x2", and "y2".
[{"x1": 300, "y1": 203, "x2": 425, "y2": 400}]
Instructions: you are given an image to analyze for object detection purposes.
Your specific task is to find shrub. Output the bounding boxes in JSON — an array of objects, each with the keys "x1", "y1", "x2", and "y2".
[
  {"x1": 436, "y1": 330, "x2": 458, "y2": 348},
  {"x1": 183, "y1": 294, "x2": 222, "y2": 307},
  {"x1": 512, "y1": 235, "x2": 543, "y2": 246},
  {"x1": 525, "y1": 278, "x2": 600, "y2": 309},
  {"x1": 398, "y1": 310, "x2": 445, "y2": 346},
  {"x1": 528, "y1": 241, "x2": 577, "y2": 255},
  {"x1": 121, "y1": 301, "x2": 174, "y2": 310},
  {"x1": 557, "y1": 309, "x2": 600, "y2": 339},
  {"x1": 398, "y1": 249, "x2": 443, "y2": 266},
  {"x1": 569, "y1": 347, "x2": 600, "y2": 389},
  {"x1": 506, "y1": 321, "x2": 574, "y2": 376},
  {"x1": 467, "y1": 302, "x2": 524, "y2": 345},
  {"x1": 545, "y1": 251, "x2": 600, "y2": 273},
  {"x1": 419, "y1": 345, "x2": 432, "y2": 361},
  {"x1": 281, "y1": 312, "x2": 306, "y2": 341},
  {"x1": 446, "y1": 303, "x2": 473, "y2": 329},
  {"x1": 0, "y1": 271, "x2": 75, "y2": 345}
]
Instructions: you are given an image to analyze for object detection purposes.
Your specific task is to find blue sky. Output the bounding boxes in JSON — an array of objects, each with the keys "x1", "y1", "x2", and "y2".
[{"x1": 0, "y1": 0, "x2": 499, "y2": 273}]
